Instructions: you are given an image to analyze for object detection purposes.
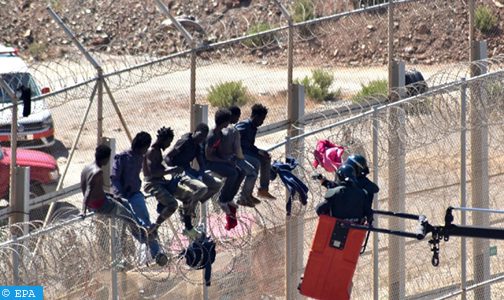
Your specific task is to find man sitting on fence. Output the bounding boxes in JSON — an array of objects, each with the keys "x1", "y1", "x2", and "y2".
[
  {"x1": 164, "y1": 123, "x2": 222, "y2": 218},
  {"x1": 235, "y1": 104, "x2": 276, "y2": 200},
  {"x1": 143, "y1": 127, "x2": 206, "y2": 240},
  {"x1": 111, "y1": 131, "x2": 168, "y2": 266},
  {"x1": 80, "y1": 144, "x2": 160, "y2": 261},
  {"x1": 222, "y1": 105, "x2": 259, "y2": 208},
  {"x1": 205, "y1": 108, "x2": 242, "y2": 230}
]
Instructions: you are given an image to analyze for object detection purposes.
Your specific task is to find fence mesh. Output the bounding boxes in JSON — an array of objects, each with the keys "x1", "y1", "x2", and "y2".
[
  {"x1": 3, "y1": 59, "x2": 504, "y2": 298},
  {"x1": 2, "y1": 0, "x2": 504, "y2": 299}
]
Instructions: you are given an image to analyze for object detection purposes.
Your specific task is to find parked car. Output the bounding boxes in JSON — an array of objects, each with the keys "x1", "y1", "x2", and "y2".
[
  {"x1": 0, "y1": 146, "x2": 78, "y2": 225},
  {"x1": 0, "y1": 44, "x2": 55, "y2": 149}
]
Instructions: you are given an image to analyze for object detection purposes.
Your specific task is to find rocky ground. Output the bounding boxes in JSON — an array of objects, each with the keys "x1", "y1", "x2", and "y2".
[{"x1": 1, "y1": 0, "x2": 504, "y2": 66}]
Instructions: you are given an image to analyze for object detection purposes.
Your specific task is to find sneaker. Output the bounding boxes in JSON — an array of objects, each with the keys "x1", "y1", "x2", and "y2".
[
  {"x1": 237, "y1": 197, "x2": 255, "y2": 208},
  {"x1": 225, "y1": 205, "x2": 238, "y2": 231},
  {"x1": 257, "y1": 188, "x2": 276, "y2": 200},
  {"x1": 155, "y1": 253, "x2": 169, "y2": 266},
  {"x1": 183, "y1": 227, "x2": 203, "y2": 241},
  {"x1": 249, "y1": 195, "x2": 261, "y2": 205}
]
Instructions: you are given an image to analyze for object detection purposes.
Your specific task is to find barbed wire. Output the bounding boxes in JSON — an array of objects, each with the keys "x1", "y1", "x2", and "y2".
[
  {"x1": 2, "y1": 0, "x2": 504, "y2": 298},
  {"x1": 4, "y1": 0, "x2": 497, "y2": 109},
  {"x1": 2, "y1": 62, "x2": 504, "y2": 297}
]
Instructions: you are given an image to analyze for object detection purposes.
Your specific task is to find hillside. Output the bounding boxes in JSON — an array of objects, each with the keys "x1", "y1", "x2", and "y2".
[{"x1": 1, "y1": 0, "x2": 503, "y2": 66}]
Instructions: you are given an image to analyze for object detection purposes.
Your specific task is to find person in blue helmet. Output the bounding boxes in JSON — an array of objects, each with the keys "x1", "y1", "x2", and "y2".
[
  {"x1": 316, "y1": 164, "x2": 372, "y2": 222},
  {"x1": 318, "y1": 154, "x2": 379, "y2": 221}
]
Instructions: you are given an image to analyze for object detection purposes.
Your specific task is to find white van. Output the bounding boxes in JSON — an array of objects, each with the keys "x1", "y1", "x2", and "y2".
[{"x1": 0, "y1": 45, "x2": 54, "y2": 148}]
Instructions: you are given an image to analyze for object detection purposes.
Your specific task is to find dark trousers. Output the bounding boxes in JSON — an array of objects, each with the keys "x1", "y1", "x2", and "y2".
[{"x1": 206, "y1": 161, "x2": 240, "y2": 203}]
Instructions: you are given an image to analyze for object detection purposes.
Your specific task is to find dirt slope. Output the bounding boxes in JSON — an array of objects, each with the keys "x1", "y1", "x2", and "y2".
[{"x1": 1, "y1": 0, "x2": 503, "y2": 66}]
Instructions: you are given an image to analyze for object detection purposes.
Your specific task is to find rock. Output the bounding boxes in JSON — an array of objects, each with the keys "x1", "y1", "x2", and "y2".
[
  {"x1": 404, "y1": 46, "x2": 415, "y2": 54},
  {"x1": 367, "y1": 25, "x2": 375, "y2": 31},
  {"x1": 442, "y1": 38, "x2": 452, "y2": 49},
  {"x1": 494, "y1": 0, "x2": 504, "y2": 8},
  {"x1": 417, "y1": 23, "x2": 430, "y2": 35},
  {"x1": 91, "y1": 36, "x2": 110, "y2": 46}
]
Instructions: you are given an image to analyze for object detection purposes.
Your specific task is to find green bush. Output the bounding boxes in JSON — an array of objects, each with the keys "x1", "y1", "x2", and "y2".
[
  {"x1": 487, "y1": 81, "x2": 504, "y2": 110},
  {"x1": 294, "y1": 69, "x2": 340, "y2": 102},
  {"x1": 292, "y1": 0, "x2": 315, "y2": 23},
  {"x1": 475, "y1": 5, "x2": 497, "y2": 34},
  {"x1": 28, "y1": 42, "x2": 47, "y2": 60},
  {"x1": 207, "y1": 81, "x2": 252, "y2": 108},
  {"x1": 243, "y1": 23, "x2": 275, "y2": 48},
  {"x1": 48, "y1": 0, "x2": 62, "y2": 11},
  {"x1": 352, "y1": 79, "x2": 388, "y2": 103}
]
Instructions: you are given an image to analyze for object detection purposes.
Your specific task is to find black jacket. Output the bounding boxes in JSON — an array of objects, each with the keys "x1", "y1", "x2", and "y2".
[
  {"x1": 316, "y1": 181, "x2": 372, "y2": 221},
  {"x1": 322, "y1": 176, "x2": 379, "y2": 210}
]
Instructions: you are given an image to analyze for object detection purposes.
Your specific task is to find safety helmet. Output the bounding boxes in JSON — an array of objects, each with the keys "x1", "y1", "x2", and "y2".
[
  {"x1": 336, "y1": 164, "x2": 356, "y2": 183},
  {"x1": 346, "y1": 154, "x2": 369, "y2": 176}
]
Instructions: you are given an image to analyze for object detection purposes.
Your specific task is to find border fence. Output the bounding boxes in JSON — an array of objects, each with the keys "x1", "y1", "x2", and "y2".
[{"x1": 2, "y1": 0, "x2": 504, "y2": 299}]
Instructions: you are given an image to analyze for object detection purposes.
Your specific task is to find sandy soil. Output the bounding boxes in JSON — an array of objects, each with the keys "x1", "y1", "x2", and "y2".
[{"x1": 44, "y1": 61, "x2": 453, "y2": 191}]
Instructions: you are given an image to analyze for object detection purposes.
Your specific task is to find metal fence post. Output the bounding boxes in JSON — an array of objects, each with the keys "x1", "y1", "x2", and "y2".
[
  {"x1": 192, "y1": 104, "x2": 208, "y2": 135},
  {"x1": 286, "y1": 84, "x2": 305, "y2": 300},
  {"x1": 388, "y1": 60, "x2": 406, "y2": 300},
  {"x1": 10, "y1": 166, "x2": 29, "y2": 286},
  {"x1": 470, "y1": 41, "x2": 490, "y2": 300},
  {"x1": 190, "y1": 49, "x2": 197, "y2": 132},
  {"x1": 10, "y1": 167, "x2": 30, "y2": 231},
  {"x1": 109, "y1": 218, "x2": 119, "y2": 300},
  {"x1": 460, "y1": 78, "x2": 468, "y2": 300},
  {"x1": 46, "y1": 6, "x2": 104, "y2": 223},
  {"x1": 12, "y1": 235, "x2": 19, "y2": 285},
  {"x1": 0, "y1": 77, "x2": 19, "y2": 219},
  {"x1": 469, "y1": 0, "x2": 475, "y2": 62},
  {"x1": 154, "y1": 0, "x2": 197, "y2": 132},
  {"x1": 372, "y1": 107, "x2": 380, "y2": 300},
  {"x1": 273, "y1": 0, "x2": 293, "y2": 117},
  {"x1": 97, "y1": 70, "x2": 104, "y2": 144},
  {"x1": 284, "y1": 135, "x2": 293, "y2": 299},
  {"x1": 101, "y1": 137, "x2": 118, "y2": 300},
  {"x1": 191, "y1": 104, "x2": 209, "y2": 300},
  {"x1": 387, "y1": 0, "x2": 394, "y2": 94}
]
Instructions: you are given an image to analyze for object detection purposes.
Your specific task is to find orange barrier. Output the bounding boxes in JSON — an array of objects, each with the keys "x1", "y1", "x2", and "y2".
[{"x1": 299, "y1": 215, "x2": 367, "y2": 300}]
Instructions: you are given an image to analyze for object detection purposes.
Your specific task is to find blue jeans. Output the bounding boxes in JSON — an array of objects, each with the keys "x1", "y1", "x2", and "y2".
[
  {"x1": 244, "y1": 154, "x2": 271, "y2": 190},
  {"x1": 94, "y1": 196, "x2": 160, "y2": 257},
  {"x1": 127, "y1": 192, "x2": 161, "y2": 258},
  {"x1": 236, "y1": 159, "x2": 258, "y2": 199},
  {"x1": 206, "y1": 161, "x2": 240, "y2": 203}
]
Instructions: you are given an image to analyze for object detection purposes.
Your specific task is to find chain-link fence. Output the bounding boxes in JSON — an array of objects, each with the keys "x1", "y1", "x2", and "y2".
[
  {"x1": 2, "y1": 59, "x2": 504, "y2": 299},
  {"x1": 2, "y1": 0, "x2": 504, "y2": 299}
]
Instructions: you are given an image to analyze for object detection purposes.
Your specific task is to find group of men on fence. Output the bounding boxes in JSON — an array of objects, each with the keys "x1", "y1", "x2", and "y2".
[
  {"x1": 80, "y1": 104, "x2": 276, "y2": 266},
  {"x1": 80, "y1": 99, "x2": 380, "y2": 269}
]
